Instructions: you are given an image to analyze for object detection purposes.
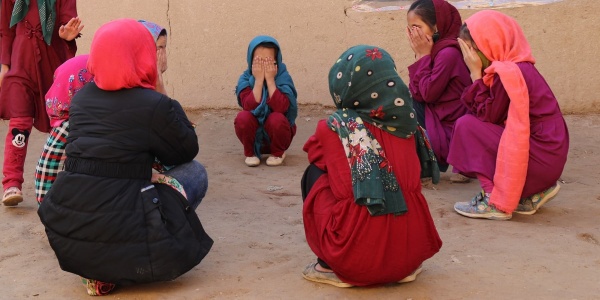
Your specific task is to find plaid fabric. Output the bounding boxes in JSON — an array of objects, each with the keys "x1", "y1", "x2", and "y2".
[{"x1": 35, "y1": 121, "x2": 69, "y2": 204}]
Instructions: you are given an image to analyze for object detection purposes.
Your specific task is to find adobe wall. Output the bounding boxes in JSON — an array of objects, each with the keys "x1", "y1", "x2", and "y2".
[{"x1": 76, "y1": 0, "x2": 598, "y2": 113}]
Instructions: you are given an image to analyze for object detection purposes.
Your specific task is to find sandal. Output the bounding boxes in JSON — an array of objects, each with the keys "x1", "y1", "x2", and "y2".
[
  {"x1": 450, "y1": 173, "x2": 471, "y2": 183},
  {"x1": 82, "y1": 277, "x2": 116, "y2": 296},
  {"x1": 301, "y1": 262, "x2": 353, "y2": 288},
  {"x1": 398, "y1": 264, "x2": 423, "y2": 283},
  {"x1": 2, "y1": 187, "x2": 23, "y2": 206}
]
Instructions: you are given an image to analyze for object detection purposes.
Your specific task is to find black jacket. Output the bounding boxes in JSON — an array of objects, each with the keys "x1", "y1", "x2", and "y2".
[{"x1": 38, "y1": 83, "x2": 213, "y2": 285}]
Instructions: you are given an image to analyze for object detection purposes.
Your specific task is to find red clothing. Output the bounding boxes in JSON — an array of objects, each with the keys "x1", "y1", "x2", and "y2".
[
  {"x1": 1, "y1": 0, "x2": 77, "y2": 190},
  {"x1": 238, "y1": 87, "x2": 290, "y2": 113},
  {"x1": 234, "y1": 87, "x2": 296, "y2": 157},
  {"x1": 0, "y1": 0, "x2": 77, "y2": 132},
  {"x1": 303, "y1": 120, "x2": 442, "y2": 286}
]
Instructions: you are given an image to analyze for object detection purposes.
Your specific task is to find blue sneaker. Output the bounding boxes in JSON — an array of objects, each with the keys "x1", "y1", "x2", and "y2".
[
  {"x1": 454, "y1": 191, "x2": 512, "y2": 220},
  {"x1": 515, "y1": 183, "x2": 560, "y2": 215}
]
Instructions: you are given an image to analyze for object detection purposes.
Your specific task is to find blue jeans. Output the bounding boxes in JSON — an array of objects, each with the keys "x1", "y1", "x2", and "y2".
[{"x1": 163, "y1": 160, "x2": 208, "y2": 210}]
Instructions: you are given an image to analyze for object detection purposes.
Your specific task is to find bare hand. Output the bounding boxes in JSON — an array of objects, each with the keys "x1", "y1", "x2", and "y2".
[
  {"x1": 264, "y1": 57, "x2": 277, "y2": 82},
  {"x1": 155, "y1": 71, "x2": 167, "y2": 95},
  {"x1": 58, "y1": 17, "x2": 84, "y2": 41},
  {"x1": 458, "y1": 38, "x2": 483, "y2": 81},
  {"x1": 252, "y1": 57, "x2": 265, "y2": 83},
  {"x1": 157, "y1": 48, "x2": 168, "y2": 74},
  {"x1": 406, "y1": 26, "x2": 433, "y2": 60},
  {"x1": 0, "y1": 64, "x2": 9, "y2": 90}
]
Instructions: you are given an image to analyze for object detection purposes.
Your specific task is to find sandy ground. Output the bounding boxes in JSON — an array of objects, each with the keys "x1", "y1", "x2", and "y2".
[{"x1": 1, "y1": 107, "x2": 599, "y2": 299}]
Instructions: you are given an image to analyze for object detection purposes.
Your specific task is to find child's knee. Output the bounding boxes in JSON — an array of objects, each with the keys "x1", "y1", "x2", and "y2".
[{"x1": 234, "y1": 111, "x2": 258, "y2": 129}]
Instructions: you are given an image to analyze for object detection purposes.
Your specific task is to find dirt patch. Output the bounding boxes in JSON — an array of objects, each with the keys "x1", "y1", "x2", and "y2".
[{"x1": 1, "y1": 109, "x2": 599, "y2": 299}]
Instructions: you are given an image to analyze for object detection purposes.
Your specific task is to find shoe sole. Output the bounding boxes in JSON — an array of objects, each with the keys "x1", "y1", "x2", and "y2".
[
  {"x1": 302, "y1": 273, "x2": 354, "y2": 288},
  {"x1": 398, "y1": 265, "x2": 423, "y2": 283},
  {"x1": 2, "y1": 194, "x2": 23, "y2": 206},
  {"x1": 514, "y1": 183, "x2": 560, "y2": 215},
  {"x1": 450, "y1": 175, "x2": 471, "y2": 183},
  {"x1": 454, "y1": 207, "x2": 512, "y2": 220}
]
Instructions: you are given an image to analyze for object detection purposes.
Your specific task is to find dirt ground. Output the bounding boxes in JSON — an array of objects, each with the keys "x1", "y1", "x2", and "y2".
[{"x1": 0, "y1": 107, "x2": 599, "y2": 299}]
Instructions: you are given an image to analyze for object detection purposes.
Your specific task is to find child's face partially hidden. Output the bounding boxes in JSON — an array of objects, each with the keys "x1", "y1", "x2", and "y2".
[
  {"x1": 156, "y1": 35, "x2": 168, "y2": 73},
  {"x1": 252, "y1": 46, "x2": 276, "y2": 64},
  {"x1": 459, "y1": 35, "x2": 491, "y2": 70},
  {"x1": 406, "y1": 11, "x2": 435, "y2": 38}
]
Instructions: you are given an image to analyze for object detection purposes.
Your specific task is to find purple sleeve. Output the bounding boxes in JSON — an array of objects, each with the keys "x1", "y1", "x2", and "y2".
[
  {"x1": 1, "y1": 0, "x2": 16, "y2": 65},
  {"x1": 461, "y1": 76, "x2": 510, "y2": 125},
  {"x1": 408, "y1": 48, "x2": 463, "y2": 103}
]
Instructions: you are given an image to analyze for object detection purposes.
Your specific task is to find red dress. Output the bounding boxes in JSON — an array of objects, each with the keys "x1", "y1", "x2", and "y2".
[
  {"x1": 303, "y1": 120, "x2": 442, "y2": 286},
  {"x1": 234, "y1": 87, "x2": 296, "y2": 157},
  {"x1": 0, "y1": 0, "x2": 77, "y2": 132}
]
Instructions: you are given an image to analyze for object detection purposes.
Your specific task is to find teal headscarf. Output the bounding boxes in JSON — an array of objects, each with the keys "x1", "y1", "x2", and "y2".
[
  {"x1": 235, "y1": 35, "x2": 298, "y2": 157},
  {"x1": 328, "y1": 45, "x2": 419, "y2": 216},
  {"x1": 10, "y1": 0, "x2": 57, "y2": 45}
]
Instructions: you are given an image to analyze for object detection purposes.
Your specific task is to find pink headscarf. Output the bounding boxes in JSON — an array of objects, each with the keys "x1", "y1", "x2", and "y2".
[
  {"x1": 45, "y1": 55, "x2": 94, "y2": 127},
  {"x1": 466, "y1": 10, "x2": 535, "y2": 213},
  {"x1": 87, "y1": 19, "x2": 157, "y2": 91}
]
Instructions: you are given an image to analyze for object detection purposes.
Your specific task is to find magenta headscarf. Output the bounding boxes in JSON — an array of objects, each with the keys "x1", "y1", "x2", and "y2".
[
  {"x1": 430, "y1": 0, "x2": 462, "y2": 61},
  {"x1": 45, "y1": 55, "x2": 94, "y2": 127}
]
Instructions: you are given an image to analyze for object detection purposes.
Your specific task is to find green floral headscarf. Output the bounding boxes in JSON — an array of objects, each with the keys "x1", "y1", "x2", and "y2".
[{"x1": 327, "y1": 45, "x2": 418, "y2": 216}]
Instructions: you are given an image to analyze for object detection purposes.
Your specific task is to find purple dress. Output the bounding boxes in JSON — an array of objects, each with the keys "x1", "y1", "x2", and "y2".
[
  {"x1": 408, "y1": 47, "x2": 471, "y2": 169},
  {"x1": 447, "y1": 62, "x2": 569, "y2": 198}
]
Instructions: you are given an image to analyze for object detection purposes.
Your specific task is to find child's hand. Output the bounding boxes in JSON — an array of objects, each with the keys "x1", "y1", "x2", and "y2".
[
  {"x1": 0, "y1": 64, "x2": 9, "y2": 90},
  {"x1": 252, "y1": 56, "x2": 265, "y2": 82},
  {"x1": 264, "y1": 57, "x2": 277, "y2": 82},
  {"x1": 458, "y1": 38, "x2": 483, "y2": 81},
  {"x1": 157, "y1": 48, "x2": 168, "y2": 74},
  {"x1": 59, "y1": 17, "x2": 84, "y2": 41},
  {"x1": 406, "y1": 26, "x2": 433, "y2": 60}
]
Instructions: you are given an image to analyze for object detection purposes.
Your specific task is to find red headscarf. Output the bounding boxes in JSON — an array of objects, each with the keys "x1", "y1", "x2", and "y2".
[
  {"x1": 87, "y1": 19, "x2": 157, "y2": 91},
  {"x1": 430, "y1": 0, "x2": 462, "y2": 60},
  {"x1": 466, "y1": 10, "x2": 535, "y2": 213}
]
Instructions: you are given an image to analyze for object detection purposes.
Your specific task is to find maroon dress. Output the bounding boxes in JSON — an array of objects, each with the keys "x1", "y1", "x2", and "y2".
[
  {"x1": 447, "y1": 62, "x2": 569, "y2": 198},
  {"x1": 0, "y1": 0, "x2": 77, "y2": 133},
  {"x1": 303, "y1": 120, "x2": 442, "y2": 286},
  {"x1": 408, "y1": 47, "x2": 470, "y2": 168}
]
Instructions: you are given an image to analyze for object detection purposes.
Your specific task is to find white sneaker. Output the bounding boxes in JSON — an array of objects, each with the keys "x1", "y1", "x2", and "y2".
[
  {"x1": 245, "y1": 156, "x2": 260, "y2": 167},
  {"x1": 266, "y1": 153, "x2": 286, "y2": 166}
]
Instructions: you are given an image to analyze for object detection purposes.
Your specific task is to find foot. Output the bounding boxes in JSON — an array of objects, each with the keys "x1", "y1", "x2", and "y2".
[
  {"x1": 245, "y1": 156, "x2": 260, "y2": 167},
  {"x1": 450, "y1": 173, "x2": 471, "y2": 183},
  {"x1": 454, "y1": 191, "x2": 512, "y2": 220},
  {"x1": 515, "y1": 183, "x2": 561, "y2": 215},
  {"x1": 398, "y1": 264, "x2": 423, "y2": 283},
  {"x1": 421, "y1": 177, "x2": 437, "y2": 190},
  {"x1": 301, "y1": 262, "x2": 353, "y2": 288},
  {"x1": 2, "y1": 187, "x2": 23, "y2": 206},
  {"x1": 266, "y1": 153, "x2": 286, "y2": 166}
]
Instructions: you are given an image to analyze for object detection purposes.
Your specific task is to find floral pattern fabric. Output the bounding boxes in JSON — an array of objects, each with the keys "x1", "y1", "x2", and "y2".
[{"x1": 326, "y1": 45, "x2": 422, "y2": 216}]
